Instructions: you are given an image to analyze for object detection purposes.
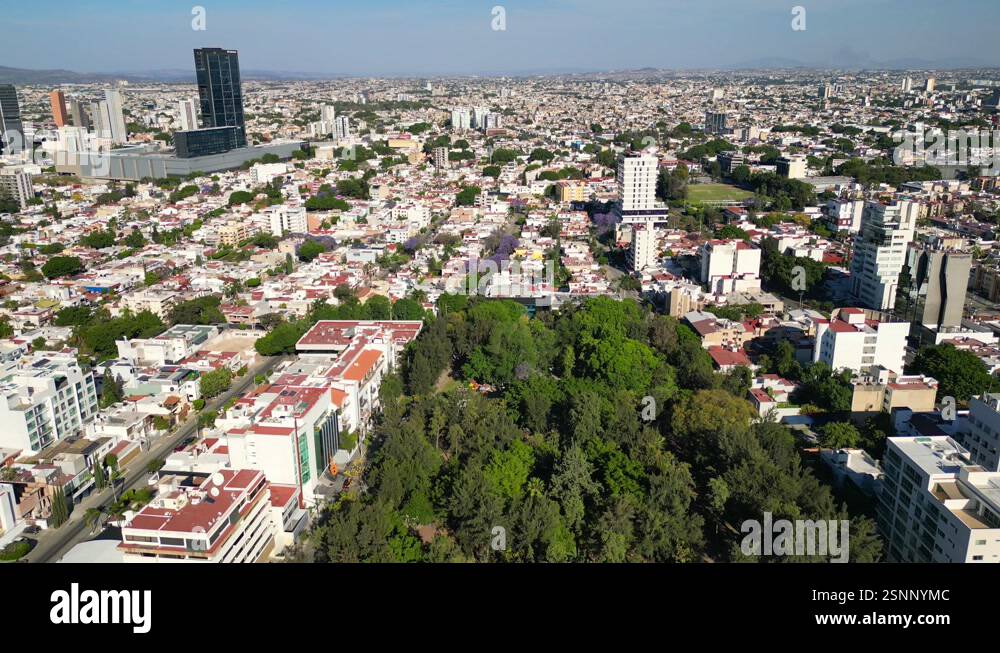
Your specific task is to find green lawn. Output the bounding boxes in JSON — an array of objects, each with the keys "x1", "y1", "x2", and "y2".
[{"x1": 687, "y1": 183, "x2": 754, "y2": 202}]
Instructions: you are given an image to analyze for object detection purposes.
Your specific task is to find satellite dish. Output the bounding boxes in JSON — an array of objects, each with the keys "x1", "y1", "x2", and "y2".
[
  {"x1": 210, "y1": 487, "x2": 220, "y2": 497},
  {"x1": 211, "y1": 472, "x2": 225, "y2": 486}
]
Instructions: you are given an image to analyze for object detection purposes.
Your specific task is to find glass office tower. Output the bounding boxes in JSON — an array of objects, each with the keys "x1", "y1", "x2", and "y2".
[
  {"x1": 0, "y1": 84, "x2": 24, "y2": 154},
  {"x1": 193, "y1": 48, "x2": 247, "y2": 148}
]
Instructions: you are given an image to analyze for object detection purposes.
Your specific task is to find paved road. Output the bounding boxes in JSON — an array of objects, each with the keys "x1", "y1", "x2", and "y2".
[{"x1": 24, "y1": 354, "x2": 286, "y2": 564}]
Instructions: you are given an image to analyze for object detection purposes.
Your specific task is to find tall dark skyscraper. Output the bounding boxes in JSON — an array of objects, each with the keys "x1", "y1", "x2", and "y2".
[
  {"x1": 0, "y1": 84, "x2": 25, "y2": 153},
  {"x1": 194, "y1": 48, "x2": 247, "y2": 148}
]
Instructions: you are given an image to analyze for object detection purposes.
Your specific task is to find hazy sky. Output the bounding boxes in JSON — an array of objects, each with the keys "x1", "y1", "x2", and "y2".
[{"x1": 4, "y1": 0, "x2": 999, "y2": 75}]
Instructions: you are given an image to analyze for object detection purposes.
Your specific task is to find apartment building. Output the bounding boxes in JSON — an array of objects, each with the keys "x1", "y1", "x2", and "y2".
[
  {"x1": 814, "y1": 307, "x2": 908, "y2": 374},
  {"x1": 826, "y1": 199, "x2": 865, "y2": 233},
  {"x1": 628, "y1": 221, "x2": 658, "y2": 272},
  {"x1": 850, "y1": 368, "x2": 939, "y2": 415},
  {"x1": 850, "y1": 199, "x2": 918, "y2": 310},
  {"x1": 879, "y1": 436, "x2": 1000, "y2": 563},
  {"x1": 267, "y1": 204, "x2": 308, "y2": 237},
  {"x1": 119, "y1": 469, "x2": 276, "y2": 563},
  {"x1": 614, "y1": 150, "x2": 669, "y2": 227},
  {"x1": 699, "y1": 239, "x2": 761, "y2": 292},
  {"x1": 959, "y1": 394, "x2": 1000, "y2": 472},
  {"x1": 121, "y1": 289, "x2": 179, "y2": 319},
  {"x1": 0, "y1": 352, "x2": 99, "y2": 453},
  {"x1": 0, "y1": 169, "x2": 34, "y2": 210},
  {"x1": 219, "y1": 380, "x2": 337, "y2": 507},
  {"x1": 556, "y1": 180, "x2": 587, "y2": 203},
  {"x1": 216, "y1": 220, "x2": 256, "y2": 247},
  {"x1": 776, "y1": 154, "x2": 807, "y2": 179},
  {"x1": 116, "y1": 324, "x2": 222, "y2": 366}
]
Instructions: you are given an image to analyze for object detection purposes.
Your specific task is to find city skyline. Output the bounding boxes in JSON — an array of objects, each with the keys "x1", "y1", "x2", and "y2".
[{"x1": 3, "y1": 0, "x2": 1000, "y2": 77}]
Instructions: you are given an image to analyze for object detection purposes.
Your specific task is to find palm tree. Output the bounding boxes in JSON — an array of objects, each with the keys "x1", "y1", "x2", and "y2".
[
  {"x1": 109, "y1": 468, "x2": 124, "y2": 502},
  {"x1": 83, "y1": 507, "x2": 104, "y2": 533}
]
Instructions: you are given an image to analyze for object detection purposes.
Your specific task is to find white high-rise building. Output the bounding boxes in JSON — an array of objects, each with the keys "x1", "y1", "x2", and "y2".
[
  {"x1": 268, "y1": 204, "x2": 307, "y2": 237},
  {"x1": 450, "y1": 108, "x2": 471, "y2": 130},
  {"x1": 699, "y1": 239, "x2": 761, "y2": 291},
  {"x1": 614, "y1": 150, "x2": 668, "y2": 226},
  {"x1": 0, "y1": 352, "x2": 99, "y2": 454},
  {"x1": 433, "y1": 146, "x2": 449, "y2": 169},
  {"x1": 878, "y1": 436, "x2": 1000, "y2": 563},
  {"x1": 628, "y1": 221, "x2": 658, "y2": 272},
  {"x1": 850, "y1": 199, "x2": 919, "y2": 310},
  {"x1": 826, "y1": 199, "x2": 865, "y2": 233},
  {"x1": 813, "y1": 307, "x2": 908, "y2": 374},
  {"x1": 959, "y1": 394, "x2": 1000, "y2": 472},
  {"x1": 0, "y1": 169, "x2": 34, "y2": 210},
  {"x1": 103, "y1": 88, "x2": 128, "y2": 144},
  {"x1": 311, "y1": 104, "x2": 337, "y2": 137},
  {"x1": 335, "y1": 115, "x2": 351, "y2": 140},
  {"x1": 178, "y1": 98, "x2": 199, "y2": 132},
  {"x1": 901, "y1": 76, "x2": 913, "y2": 92},
  {"x1": 472, "y1": 106, "x2": 489, "y2": 129}
]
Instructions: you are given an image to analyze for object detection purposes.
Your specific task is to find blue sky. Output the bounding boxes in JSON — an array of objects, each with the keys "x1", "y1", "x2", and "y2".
[{"x1": 4, "y1": 0, "x2": 999, "y2": 75}]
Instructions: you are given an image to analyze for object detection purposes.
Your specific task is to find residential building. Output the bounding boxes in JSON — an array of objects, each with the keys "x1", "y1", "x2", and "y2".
[
  {"x1": 826, "y1": 199, "x2": 865, "y2": 233},
  {"x1": 699, "y1": 239, "x2": 761, "y2": 292},
  {"x1": 433, "y1": 146, "x2": 449, "y2": 169},
  {"x1": 628, "y1": 221, "x2": 657, "y2": 271},
  {"x1": 776, "y1": 154, "x2": 807, "y2": 179},
  {"x1": 850, "y1": 367, "x2": 939, "y2": 415},
  {"x1": 814, "y1": 307, "x2": 909, "y2": 374},
  {"x1": 0, "y1": 169, "x2": 34, "y2": 210},
  {"x1": 614, "y1": 150, "x2": 669, "y2": 227},
  {"x1": 878, "y1": 436, "x2": 1000, "y2": 563},
  {"x1": 119, "y1": 469, "x2": 276, "y2": 563},
  {"x1": 850, "y1": 199, "x2": 919, "y2": 311},
  {"x1": 268, "y1": 204, "x2": 307, "y2": 237},
  {"x1": 959, "y1": 394, "x2": 1000, "y2": 472},
  {"x1": 0, "y1": 352, "x2": 99, "y2": 454}
]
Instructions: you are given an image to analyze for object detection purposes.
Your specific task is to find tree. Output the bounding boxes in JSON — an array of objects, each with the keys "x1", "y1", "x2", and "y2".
[
  {"x1": 908, "y1": 344, "x2": 992, "y2": 404},
  {"x1": 92, "y1": 461, "x2": 107, "y2": 490},
  {"x1": 50, "y1": 489, "x2": 71, "y2": 527},
  {"x1": 84, "y1": 507, "x2": 104, "y2": 533},
  {"x1": 100, "y1": 374, "x2": 124, "y2": 408},
  {"x1": 198, "y1": 410, "x2": 218, "y2": 430},
  {"x1": 42, "y1": 256, "x2": 84, "y2": 279},
  {"x1": 79, "y1": 230, "x2": 116, "y2": 249},
  {"x1": 818, "y1": 421, "x2": 861, "y2": 449},
  {"x1": 455, "y1": 186, "x2": 481, "y2": 206},
  {"x1": 199, "y1": 368, "x2": 232, "y2": 399},
  {"x1": 298, "y1": 239, "x2": 326, "y2": 262}
]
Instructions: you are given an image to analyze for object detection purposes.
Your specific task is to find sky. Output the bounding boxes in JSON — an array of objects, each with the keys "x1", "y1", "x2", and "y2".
[{"x1": 3, "y1": 0, "x2": 999, "y2": 76}]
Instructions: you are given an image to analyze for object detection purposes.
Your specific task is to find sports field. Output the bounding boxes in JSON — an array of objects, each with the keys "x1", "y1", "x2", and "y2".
[{"x1": 687, "y1": 183, "x2": 753, "y2": 202}]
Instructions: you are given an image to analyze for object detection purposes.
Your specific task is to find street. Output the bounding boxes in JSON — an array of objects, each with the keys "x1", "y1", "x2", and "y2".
[{"x1": 23, "y1": 354, "x2": 286, "y2": 563}]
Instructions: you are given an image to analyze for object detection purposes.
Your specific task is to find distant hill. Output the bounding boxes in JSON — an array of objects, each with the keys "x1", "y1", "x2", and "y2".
[
  {"x1": 0, "y1": 65, "x2": 348, "y2": 85},
  {"x1": 0, "y1": 66, "x2": 127, "y2": 84}
]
